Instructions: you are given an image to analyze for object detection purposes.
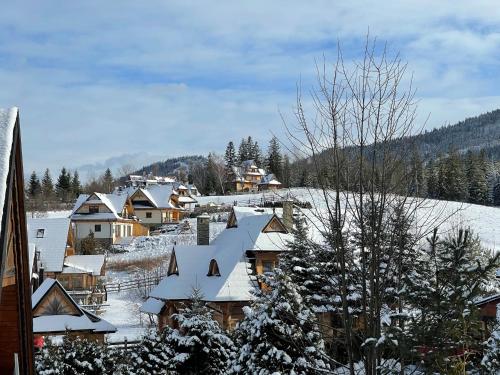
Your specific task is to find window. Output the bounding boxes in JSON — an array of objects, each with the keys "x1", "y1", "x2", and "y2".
[
  {"x1": 146, "y1": 212, "x2": 152, "y2": 218},
  {"x1": 207, "y1": 259, "x2": 221, "y2": 277},
  {"x1": 72, "y1": 276, "x2": 83, "y2": 289},
  {"x1": 262, "y1": 261, "x2": 274, "y2": 273},
  {"x1": 115, "y1": 225, "x2": 121, "y2": 237},
  {"x1": 89, "y1": 205, "x2": 99, "y2": 214},
  {"x1": 127, "y1": 225, "x2": 132, "y2": 236},
  {"x1": 36, "y1": 229, "x2": 45, "y2": 238},
  {"x1": 94, "y1": 224, "x2": 101, "y2": 232}
]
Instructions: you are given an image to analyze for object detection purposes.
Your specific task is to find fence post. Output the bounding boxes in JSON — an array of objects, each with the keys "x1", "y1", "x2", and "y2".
[{"x1": 124, "y1": 337, "x2": 128, "y2": 353}]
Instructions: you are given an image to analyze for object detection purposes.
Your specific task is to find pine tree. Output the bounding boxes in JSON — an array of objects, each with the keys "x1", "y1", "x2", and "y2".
[
  {"x1": 406, "y1": 228, "x2": 499, "y2": 372},
  {"x1": 71, "y1": 171, "x2": 82, "y2": 199},
  {"x1": 128, "y1": 330, "x2": 171, "y2": 374},
  {"x1": 482, "y1": 326, "x2": 500, "y2": 373},
  {"x1": 28, "y1": 171, "x2": 41, "y2": 198},
  {"x1": 102, "y1": 168, "x2": 114, "y2": 193},
  {"x1": 224, "y1": 141, "x2": 237, "y2": 169},
  {"x1": 443, "y1": 150, "x2": 467, "y2": 201},
  {"x1": 266, "y1": 136, "x2": 283, "y2": 181},
  {"x1": 41, "y1": 168, "x2": 54, "y2": 200},
  {"x1": 164, "y1": 288, "x2": 234, "y2": 374},
  {"x1": 55, "y1": 167, "x2": 71, "y2": 202},
  {"x1": 493, "y1": 175, "x2": 500, "y2": 206},
  {"x1": 231, "y1": 270, "x2": 330, "y2": 374},
  {"x1": 425, "y1": 160, "x2": 438, "y2": 199},
  {"x1": 238, "y1": 138, "x2": 250, "y2": 163},
  {"x1": 466, "y1": 151, "x2": 489, "y2": 205},
  {"x1": 251, "y1": 141, "x2": 262, "y2": 167}
]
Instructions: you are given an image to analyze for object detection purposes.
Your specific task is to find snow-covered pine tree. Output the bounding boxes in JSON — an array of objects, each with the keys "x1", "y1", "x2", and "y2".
[
  {"x1": 35, "y1": 335, "x2": 118, "y2": 374},
  {"x1": 231, "y1": 269, "x2": 330, "y2": 375},
  {"x1": 224, "y1": 141, "x2": 237, "y2": 169},
  {"x1": 482, "y1": 324, "x2": 500, "y2": 373},
  {"x1": 127, "y1": 329, "x2": 172, "y2": 375},
  {"x1": 405, "y1": 228, "x2": 500, "y2": 372},
  {"x1": 164, "y1": 288, "x2": 234, "y2": 374}
]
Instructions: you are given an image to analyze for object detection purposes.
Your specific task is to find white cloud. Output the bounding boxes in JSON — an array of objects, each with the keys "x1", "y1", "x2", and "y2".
[{"x1": 0, "y1": 1, "x2": 498, "y2": 174}]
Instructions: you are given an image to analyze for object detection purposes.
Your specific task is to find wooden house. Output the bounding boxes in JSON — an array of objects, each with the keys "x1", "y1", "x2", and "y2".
[
  {"x1": 258, "y1": 173, "x2": 283, "y2": 191},
  {"x1": 142, "y1": 203, "x2": 294, "y2": 331},
  {"x1": 174, "y1": 183, "x2": 198, "y2": 212},
  {"x1": 0, "y1": 107, "x2": 34, "y2": 374},
  {"x1": 129, "y1": 185, "x2": 182, "y2": 229},
  {"x1": 27, "y1": 217, "x2": 108, "y2": 307},
  {"x1": 70, "y1": 192, "x2": 146, "y2": 250},
  {"x1": 32, "y1": 278, "x2": 116, "y2": 343},
  {"x1": 228, "y1": 160, "x2": 282, "y2": 193},
  {"x1": 475, "y1": 293, "x2": 500, "y2": 336}
]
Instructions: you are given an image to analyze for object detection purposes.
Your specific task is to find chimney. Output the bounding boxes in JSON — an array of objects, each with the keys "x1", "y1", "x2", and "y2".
[
  {"x1": 282, "y1": 200, "x2": 293, "y2": 233},
  {"x1": 197, "y1": 213, "x2": 210, "y2": 245}
]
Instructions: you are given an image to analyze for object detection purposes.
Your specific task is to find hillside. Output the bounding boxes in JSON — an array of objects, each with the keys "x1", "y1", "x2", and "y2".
[
  {"x1": 127, "y1": 155, "x2": 206, "y2": 178},
  {"x1": 404, "y1": 109, "x2": 500, "y2": 159}
]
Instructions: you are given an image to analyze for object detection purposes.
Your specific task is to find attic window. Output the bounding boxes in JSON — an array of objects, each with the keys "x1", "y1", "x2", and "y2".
[
  {"x1": 207, "y1": 259, "x2": 221, "y2": 277},
  {"x1": 89, "y1": 205, "x2": 99, "y2": 214},
  {"x1": 36, "y1": 229, "x2": 45, "y2": 238}
]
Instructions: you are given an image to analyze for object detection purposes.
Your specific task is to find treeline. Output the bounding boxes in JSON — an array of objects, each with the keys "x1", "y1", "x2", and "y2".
[{"x1": 26, "y1": 167, "x2": 116, "y2": 212}]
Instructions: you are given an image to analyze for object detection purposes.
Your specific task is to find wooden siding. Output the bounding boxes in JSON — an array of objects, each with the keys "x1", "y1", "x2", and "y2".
[{"x1": 0, "y1": 118, "x2": 34, "y2": 374}]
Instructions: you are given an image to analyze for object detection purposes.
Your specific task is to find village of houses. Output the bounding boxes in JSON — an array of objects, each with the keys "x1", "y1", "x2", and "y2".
[
  {"x1": 1, "y1": 107, "x2": 500, "y2": 373},
  {"x1": 0, "y1": 107, "x2": 302, "y2": 373}
]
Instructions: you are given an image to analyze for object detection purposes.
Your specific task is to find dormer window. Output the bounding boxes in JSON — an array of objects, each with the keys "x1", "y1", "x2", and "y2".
[
  {"x1": 207, "y1": 259, "x2": 220, "y2": 277},
  {"x1": 36, "y1": 229, "x2": 45, "y2": 238}
]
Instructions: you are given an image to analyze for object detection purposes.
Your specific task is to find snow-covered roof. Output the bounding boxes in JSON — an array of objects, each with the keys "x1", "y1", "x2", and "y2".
[
  {"x1": 71, "y1": 192, "x2": 129, "y2": 220},
  {"x1": 0, "y1": 107, "x2": 17, "y2": 231},
  {"x1": 27, "y1": 217, "x2": 71, "y2": 273},
  {"x1": 133, "y1": 185, "x2": 178, "y2": 209},
  {"x1": 141, "y1": 297, "x2": 165, "y2": 314},
  {"x1": 63, "y1": 255, "x2": 105, "y2": 276},
  {"x1": 178, "y1": 196, "x2": 197, "y2": 204},
  {"x1": 146, "y1": 207, "x2": 291, "y2": 308},
  {"x1": 32, "y1": 278, "x2": 116, "y2": 334},
  {"x1": 149, "y1": 244, "x2": 256, "y2": 302},
  {"x1": 214, "y1": 210, "x2": 291, "y2": 252},
  {"x1": 475, "y1": 293, "x2": 500, "y2": 306},
  {"x1": 259, "y1": 173, "x2": 282, "y2": 186}
]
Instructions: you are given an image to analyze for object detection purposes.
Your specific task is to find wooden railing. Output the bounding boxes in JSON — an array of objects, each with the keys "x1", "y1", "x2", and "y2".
[{"x1": 105, "y1": 274, "x2": 166, "y2": 293}]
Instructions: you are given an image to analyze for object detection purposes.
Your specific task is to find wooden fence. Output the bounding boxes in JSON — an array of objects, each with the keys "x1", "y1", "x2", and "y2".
[{"x1": 105, "y1": 274, "x2": 166, "y2": 293}]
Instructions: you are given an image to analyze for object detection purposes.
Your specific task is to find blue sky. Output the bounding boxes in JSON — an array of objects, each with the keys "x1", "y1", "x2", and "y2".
[{"x1": 0, "y1": 1, "x2": 499, "y2": 178}]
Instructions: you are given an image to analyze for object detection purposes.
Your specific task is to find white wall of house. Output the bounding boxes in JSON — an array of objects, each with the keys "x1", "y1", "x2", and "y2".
[
  {"x1": 112, "y1": 222, "x2": 133, "y2": 239},
  {"x1": 74, "y1": 221, "x2": 113, "y2": 239},
  {"x1": 134, "y1": 209, "x2": 163, "y2": 225}
]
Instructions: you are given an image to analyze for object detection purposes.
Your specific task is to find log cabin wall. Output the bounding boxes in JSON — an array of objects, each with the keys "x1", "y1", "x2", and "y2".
[{"x1": 0, "y1": 119, "x2": 34, "y2": 374}]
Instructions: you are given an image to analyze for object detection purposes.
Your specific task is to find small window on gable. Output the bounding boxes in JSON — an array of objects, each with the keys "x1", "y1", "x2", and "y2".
[
  {"x1": 89, "y1": 205, "x2": 99, "y2": 214},
  {"x1": 36, "y1": 229, "x2": 45, "y2": 238},
  {"x1": 168, "y1": 252, "x2": 179, "y2": 276},
  {"x1": 207, "y1": 259, "x2": 221, "y2": 277}
]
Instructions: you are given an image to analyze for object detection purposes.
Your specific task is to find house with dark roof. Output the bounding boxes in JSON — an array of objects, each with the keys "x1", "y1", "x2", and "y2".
[
  {"x1": 32, "y1": 278, "x2": 116, "y2": 343},
  {"x1": 0, "y1": 107, "x2": 34, "y2": 374},
  {"x1": 142, "y1": 203, "x2": 294, "y2": 330},
  {"x1": 70, "y1": 192, "x2": 147, "y2": 250}
]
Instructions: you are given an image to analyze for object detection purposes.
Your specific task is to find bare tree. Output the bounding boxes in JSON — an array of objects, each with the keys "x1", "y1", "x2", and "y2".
[{"x1": 283, "y1": 37, "x2": 458, "y2": 374}]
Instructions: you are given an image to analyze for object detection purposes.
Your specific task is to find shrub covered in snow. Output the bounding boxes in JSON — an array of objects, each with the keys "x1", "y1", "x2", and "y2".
[{"x1": 35, "y1": 335, "x2": 120, "y2": 374}]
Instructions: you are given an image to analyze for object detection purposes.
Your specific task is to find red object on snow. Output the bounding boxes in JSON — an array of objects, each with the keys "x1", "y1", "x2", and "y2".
[{"x1": 34, "y1": 335, "x2": 45, "y2": 349}]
